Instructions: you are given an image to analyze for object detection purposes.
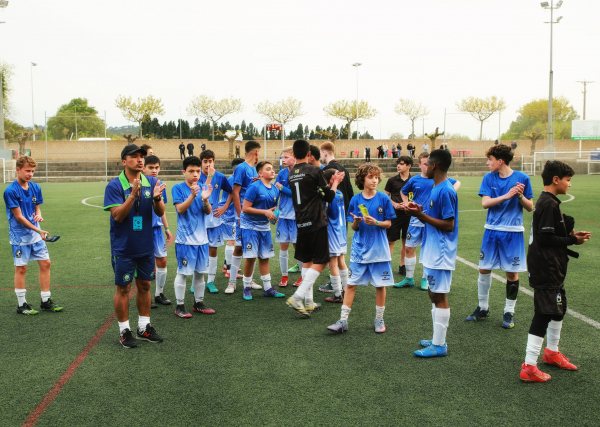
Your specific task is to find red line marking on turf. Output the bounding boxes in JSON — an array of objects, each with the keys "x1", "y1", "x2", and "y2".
[
  {"x1": 575, "y1": 219, "x2": 600, "y2": 226},
  {"x1": 0, "y1": 285, "x2": 113, "y2": 291},
  {"x1": 21, "y1": 287, "x2": 137, "y2": 427}
]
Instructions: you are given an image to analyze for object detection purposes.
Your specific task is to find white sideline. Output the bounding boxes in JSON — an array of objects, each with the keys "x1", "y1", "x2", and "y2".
[{"x1": 456, "y1": 256, "x2": 600, "y2": 330}]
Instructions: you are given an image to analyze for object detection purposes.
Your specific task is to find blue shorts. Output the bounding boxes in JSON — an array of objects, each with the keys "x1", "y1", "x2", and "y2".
[
  {"x1": 207, "y1": 226, "x2": 225, "y2": 248},
  {"x1": 175, "y1": 243, "x2": 209, "y2": 275},
  {"x1": 241, "y1": 228, "x2": 275, "y2": 259},
  {"x1": 12, "y1": 241, "x2": 49, "y2": 267},
  {"x1": 479, "y1": 229, "x2": 527, "y2": 273},
  {"x1": 112, "y1": 254, "x2": 155, "y2": 286},
  {"x1": 221, "y1": 221, "x2": 236, "y2": 241},
  {"x1": 406, "y1": 225, "x2": 424, "y2": 248},
  {"x1": 235, "y1": 221, "x2": 242, "y2": 246},
  {"x1": 275, "y1": 218, "x2": 297, "y2": 244},
  {"x1": 423, "y1": 267, "x2": 452, "y2": 294},
  {"x1": 153, "y1": 227, "x2": 167, "y2": 258},
  {"x1": 348, "y1": 261, "x2": 394, "y2": 287}
]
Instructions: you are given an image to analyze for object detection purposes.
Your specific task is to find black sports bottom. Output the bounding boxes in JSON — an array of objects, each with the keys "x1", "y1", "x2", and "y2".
[
  {"x1": 295, "y1": 227, "x2": 330, "y2": 265},
  {"x1": 533, "y1": 287, "x2": 567, "y2": 316},
  {"x1": 386, "y1": 216, "x2": 410, "y2": 242}
]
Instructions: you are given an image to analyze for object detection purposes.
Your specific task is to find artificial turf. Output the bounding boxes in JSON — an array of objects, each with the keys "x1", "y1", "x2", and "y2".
[{"x1": 1, "y1": 175, "x2": 599, "y2": 426}]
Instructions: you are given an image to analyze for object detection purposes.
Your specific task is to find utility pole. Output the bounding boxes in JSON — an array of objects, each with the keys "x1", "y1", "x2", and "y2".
[{"x1": 577, "y1": 81, "x2": 594, "y2": 120}]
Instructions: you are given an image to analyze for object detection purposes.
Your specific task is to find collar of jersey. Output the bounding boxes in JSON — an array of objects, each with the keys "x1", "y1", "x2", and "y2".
[{"x1": 118, "y1": 170, "x2": 150, "y2": 191}]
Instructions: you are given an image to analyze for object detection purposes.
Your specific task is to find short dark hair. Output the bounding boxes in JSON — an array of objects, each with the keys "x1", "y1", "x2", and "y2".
[
  {"x1": 256, "y1": 161, "x2": 272, "y2": 173},
  {"x1": 140, "y1": 143, "x2": 152, "y2": 151},
  {"x1": 231, "y1": 158, "x2": 244, "y2": 168},
  {"x1": 293, "y1": 139, "x2": 310, "y2": 159},
  {"x1": 429, "y1": 149, "x2": 452, "y2": 172},
  {"x1": 245, "y1": 140, "x2": 261, "y2": 153},
  {"x1": 355, "y1": 164, "x2": 382, "y2": 190},
  {"x1": 542, "y1": 160, "x2": 575, "y2": 186},
  {"x1": 396, "y1": 155, "x2": 413, "y2": 167},
  {"x1": 323, "y1": 168, "x2": 335, "y2": 183},
  {"x1": 485, "y1": 144, "x2": 514, "y2": 165},
  {"x1": 183, "y1": 156, "x2": 202, "y2": 170},
  {"x1": 200, "y1": 150, "x2": 215, "y2": 161},
  {"x1": 144, "y1": 155, "x2": 160, "y2": 166},
  {"x1": 309, "y1": 145, "x2": 321, "y2": 161}
]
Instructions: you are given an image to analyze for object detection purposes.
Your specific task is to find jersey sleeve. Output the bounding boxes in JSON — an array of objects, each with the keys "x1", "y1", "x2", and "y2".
[
  {"x1": 172, "y1": 184, "x2": 186, "y2": 205},
  {"x1": 220, "y1": 173, "x2": 233, "y2": 194},
  {"x1": 275, "y1": 170, "x2": 284, "y2": 184},
  {"x1": 382, "y1": 195, "x2": 397, "y2": 220},
  {"x1": 3, "y1": 187, "x2": 20, "y2": 209},
  {"x1": 401, "y1": 179, "x2": 413, "y2": 196},
  {"x1": 233, "y1": 165, "x2": 245, "y2": 186},
  {"x1": 244, "y1": 183, "x2": 259, "y2": 204},
  {"x1": 440, "y1": 188, "x2": 457, "y2": 220},
  {"x1": 448, "y1": 177, "x2": 457, "y2": 186},
  {"x1": 536, "y1": 204, "x2": 558, "y2": 234},
  {"x1": 32, "y1": 184, "x2": 44, "y2": 205},
  {"x1": 103, "y1": 181, "x2": 123, "y2": 211},
  {"x1": 478, "y1": 174, "x2": 491, "y2": 197},
  {"x1": 162, "y1": 187, "x2": 168, "y2": 204},
  {"x1": 346, "y1": 196, "x2": 358, "y2": 223},
  {"x1": 522, "y1": 175, "x2": 534, "y2": 199}
]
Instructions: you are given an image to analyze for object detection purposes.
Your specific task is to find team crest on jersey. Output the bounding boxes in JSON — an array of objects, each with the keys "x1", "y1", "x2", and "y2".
[
  {"x1": 274, "y1": 196, "x2": 277, "y2": 202},
  {"x1": 123, "y1": 273, "x2": 131, "y2": 282},
  {"x1": 407, "y1": 232, "x2": 412, "y2": 240},
  {"x1": 348, "y1": 267, "x2": 352, "y2": 277},
  {"x1": 557, "y1": 293, "x2": 562, "y2": 304},
  {"x1": 429, "y1": 199, "x2": 434, "y2": 208},
  {"x1": 182, "y1": 258, "x2": 188, "y2": 267},
  {"x1": 479, "y1": 251, "x2": 484, "y2": 260},
  {"x1": 295, "y1": 169, "x2": 299, "y2": 173},
  {"x1": 246, "y1": 242, "x2": 252, "y2": 251},
  {"x1": 15, "y1": 249, "x2": 22, "y2": 258},
  {"x1": 32, "y1": 197, "x2": 37, "y2": 204},
  {"x1": 232, "y1": 227, "x2": 236, "y2": 235},
  {"x1": 276, "y1": 230, "x2": 280, "y2": 237},
  {"x1": 377, "y1": 206, "x2": 383, "y2": 214},
  {"x1": 144, "y1": 190, "x2": 151, "y2": 198},
  {"x1": 215, "y1": 183, "x2": 219, "y2": 189}
]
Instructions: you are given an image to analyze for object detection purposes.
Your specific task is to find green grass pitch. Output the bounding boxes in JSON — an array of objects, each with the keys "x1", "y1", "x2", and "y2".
[{"x1": 1, "y1": 174, "x2": 599, "y2": 426}]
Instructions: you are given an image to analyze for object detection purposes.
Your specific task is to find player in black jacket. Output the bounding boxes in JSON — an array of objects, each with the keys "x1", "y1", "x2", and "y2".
[
  {"x1": 286, "y1": 139, "x2": 344, "y2": 317},
  {"x1": 520, "y1": 160, "x2": 591, "y2": 383}
]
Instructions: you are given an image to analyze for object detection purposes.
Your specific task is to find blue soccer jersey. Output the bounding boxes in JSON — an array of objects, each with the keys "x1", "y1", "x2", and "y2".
[
  {"x1": 104, "y1": 172, "x2": 158, "y2": 258},
  {"x1": 218, "y1": 175, "x2": 236, "y2": 223},
  {"x1": 479, "y1": 170, "x2": 533, "y2": 232},
  {"x1": 240, "y1": 180, "x2": 279, "y2": 232},
  {"x1": 326, "y1": 190, "x2": 347, "y2": 254},
  {"x1": 150, "y1": 184, "x2": 167, "y2": 228},
  {"x1": 233, "y1": 161, "x2": 258, "y2": 212},
  {"x1": 199, "y1": 171, "x2": 233, "y2": 229},
  {"x1": 276, "y1": 167, "x2": 295, "y2": 220},
  {"x1": 172, "y1": 181, "x2": 209, "y2": 246},
  {"x1": 402, "y1": 175, "x2": 457, "y2": 227},
  {"x1": 421, "y1": 179, "x2": 459, "y2": 270},
  {"x1": 4, "y1": 180, "x2": 44, "y2": 246},
  {"x1": 347, "y1": 191, "x2": 396, "y2": 264}
]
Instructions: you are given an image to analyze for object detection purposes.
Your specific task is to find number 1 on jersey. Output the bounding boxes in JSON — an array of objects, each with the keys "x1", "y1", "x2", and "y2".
[{"x1": 294, "y1": 182, "x2": 301, "y2": 204}]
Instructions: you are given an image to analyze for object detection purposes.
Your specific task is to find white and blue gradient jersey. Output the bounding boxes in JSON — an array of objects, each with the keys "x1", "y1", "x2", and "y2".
[
  {"x1": 233, "y1": 161, "x2": 258, "y2": 216},
  {"x1": 199, "y1": 171, "x2": 233, "y2": 229},
  {"x1": 150, "y1": 185, "x2": 167, "y2": 228},
  {"x1": 402, "y1": 175, "x2": 457, "y2": 227},
  {"x1": 347, "y1": 191, "x2": 396, "y2": 264},
  {"x1": 172, "y1": 182, "x2": 209, "y2": 246},
  {"x1": 3, "y1": 180, "x2": 44, "y2": 246},
  {"x1": 325, "y1": 190, "x2": 347, "y2": 254},
  {"x1": 276, "y1": 167, "x2": 295, "y2": 220},
  {"x1": 421, "y1": 179, "x2": 459, "y2": 270},
  {"x1": 240, "y1": 180, "x2": 280, "y2": 232},
  {"x1": 218, "y1": 175, "x2": 236, "y2": 223},
  {"x1": 479, "y1": 170, "x2": 533, "y2": 232}
]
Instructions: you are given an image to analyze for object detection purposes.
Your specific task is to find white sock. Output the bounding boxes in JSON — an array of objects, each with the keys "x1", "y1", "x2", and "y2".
[
  {"x1": 546, "y1": 320, "x2": 562, "y2": 352},
  {"x1": 193, "y1": 272, "x2": 205, "y2": 303},
  {"x1": 230, "y1": 255, "x2": 242, "y2": 283},
  {"x1": 477, "y1": 273, "x2": 492, "y2": 311},
  {"x1": 118, "y1": 320, "x2": 131, "y2": 334},
  {"x1": 405, "y1": 256, "x2": 416, "y2": 279},
  {"x1": 504, "y1": 298, "x2": 517, "y2": 314},
  {"x1": 138, "y1": 315, "x2": 150, "y2": 331},
  {"x1": 339, "y1": 269, "x2": 349, "y2": 291},
  {"x1": 41, "y1": 291, "x2": 51, "y2": 303},
  {"x1": 341, "y1": 305, "x2": 351, "y2": 321},
  {"x1": 294, "y1": 268, "x2": 320, "y2": 300},
  {"x1": 243, "y1": 276, "x2": 252, "y2": 290},
  {"x1": 301, "y1": 267, "x2": 308, "y2": 279},
  {"x1": 15, "y1": 288, "x2": 27, "y2": 306},
  {"x1": 261, "y1": 274, "x2": 272, "y2": 291},
  {"x1": 280, "y1": 250, "x2": 289, "y2": 277},
  {"x1": 305, "y1": 282, "x2": 314, "y2": 304},
  {"x1": 432, "y1": 307, "x2": 450, "y2": 346},
  {"x1": 225, "y1": 245, "x2": 234, "y2": 266},
  {"x1": 155, "y1": 267, "x2": 167, "y2": 296},
  {"x1": 376, "y1": 305, "x2": 385, "y2": 321},
  {"x1": 330, "y1": 275, "x2": 342, "y2": 297},
  {"x1": 174, "y1": 273, "x2": 187, "y2": 305},
  {"x1": 208, "y1": 256, "x2": 218, "y2": 283},
  {"x1": 431, "y1": 303, "x2": 436, "y2": 338},
  {"x1": 525, "y1": 333, "x2": 544, "y2": 366},
  {"x1": 297, "y1": 260, "x2": 303, "y2": 271}
]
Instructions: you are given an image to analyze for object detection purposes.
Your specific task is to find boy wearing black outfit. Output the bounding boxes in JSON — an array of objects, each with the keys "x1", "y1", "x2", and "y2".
[{"x1": 520, "y1": 160, "x2": 591, "y2": 383}]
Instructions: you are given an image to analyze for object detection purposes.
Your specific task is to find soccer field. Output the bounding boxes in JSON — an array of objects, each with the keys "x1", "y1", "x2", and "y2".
[{"x1": 1, "y1": 175, "x2": 599, "y2": 427}]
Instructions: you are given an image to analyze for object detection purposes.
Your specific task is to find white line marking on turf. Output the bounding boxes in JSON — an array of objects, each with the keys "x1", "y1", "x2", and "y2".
[
  {"x1": 456, "y1": 255, "x2": 600, "y2": 330},
  {"x1": 81, "y1": 196, "x2": 177, "y2": 213},
  {"x1": 562, "y1": 193, "x2": 575, "y2": 203},
  {"x1": 459, "y1": 209, "x2": 486, "y2": 213}
]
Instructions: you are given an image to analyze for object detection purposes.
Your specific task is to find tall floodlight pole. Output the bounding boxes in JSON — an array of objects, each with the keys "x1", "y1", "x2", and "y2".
[
  {"x1": 541, "y1": 0, "x2": 564, "y2": 149},
  {"x1": 0, "y1": 1, "x2": 9, "y2": 150},
  {"x1": 31, "y1": 62, "x2": 37, "y2": 140},
  {"x1": 179, "y1": 107, "x2": 182, "y2": 140},
  {"x1": 577, "y1": 81, "x2": 594, "y2": 120},
  {"x1": 352, "y1": 63, "x2": 361, "y2": 140}
]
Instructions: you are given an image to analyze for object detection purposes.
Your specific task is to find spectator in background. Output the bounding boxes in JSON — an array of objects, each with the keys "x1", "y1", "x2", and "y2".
[
  {"x1": 179, "y1": 142, "x2": 186, "y2": 160},
  {"x1": 422, "y1": 142, "x2": 429, "y2": 154},
  {"x1": 365, "y1": 145, "x2": 371, "y2": 163},
  {"x1": 511, "y1": 141, "x2": 518, "y2": 150},
  {"x1": 407, "y1": 142, "x2": 414, "y2": 158},
  {"x1": 187, "y1": 141, "x2": 194, "y2": 157},
  {"x1": 391, "y1": 144, "x2": 397, "y2": 158},
  {"x1": 201, "y1": 142, "x2": 206, "y2": 152},
  {"x1": 397, "y1": 143, "x2": 402, "y2": 156},
  {"x1": 141, "y1": 144, "x2": 154, "y2": 156},
  {"x1": 383, "y1": 143, "x2": 389, "y2": 158},
  {"x1": 377, "y1": 145, "x2": 383, "y2": 159},
  {"x1": 235, "y1": 143, "x2": 241, "y2": 158}
]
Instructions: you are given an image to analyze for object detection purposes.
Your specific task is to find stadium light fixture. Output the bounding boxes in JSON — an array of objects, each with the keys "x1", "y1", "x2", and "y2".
[
  {"x1": 0, "y1": 1, "x2": 8, "y2": 7},
  {"x1": 556, "y1": 16, "x2": 563, "y2": 22},
  {"x1": 557, "y1": 0, "x2": 563, "y2": 7},
  {"x1": 540, "y1": 2, "x2": 549, "y2": 7}
]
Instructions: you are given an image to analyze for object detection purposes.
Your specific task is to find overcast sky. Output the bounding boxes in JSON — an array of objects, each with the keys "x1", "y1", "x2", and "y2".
[{"x1": 1, "y1": 0, "x2": 599, "y2": 140}]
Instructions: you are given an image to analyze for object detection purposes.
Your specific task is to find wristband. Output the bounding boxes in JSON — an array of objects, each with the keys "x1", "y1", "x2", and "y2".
[
  {"x1": 208, "y1": 174, "x2": 214, "y2": 177},
  {"x1": 38, "y1": 230, "x2": 42, "y2": 234},
  {"x1": 376, "y1": 220, "x2": 379, "y2": 226},
  {"x1": 153, "y1": 196, "x2": 162, "y2": 202},
  {"x1": 164, "y1": 227, "x2": 169, "y2": 230},
  {"x1": 518, "y1": 194, "x2": 523, "y2": 200}
]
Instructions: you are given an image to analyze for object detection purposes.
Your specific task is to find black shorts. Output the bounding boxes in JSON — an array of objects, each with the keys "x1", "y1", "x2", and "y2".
[
  {"x1": 295, "y1": 227, "x2": 330, "y2": 265},
  {"x1": 534, "y1": 287, "x2": 567, "y2": 316},
  {"x1": 386, "y1": 216, "x2": 410, "y2": 243}
]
